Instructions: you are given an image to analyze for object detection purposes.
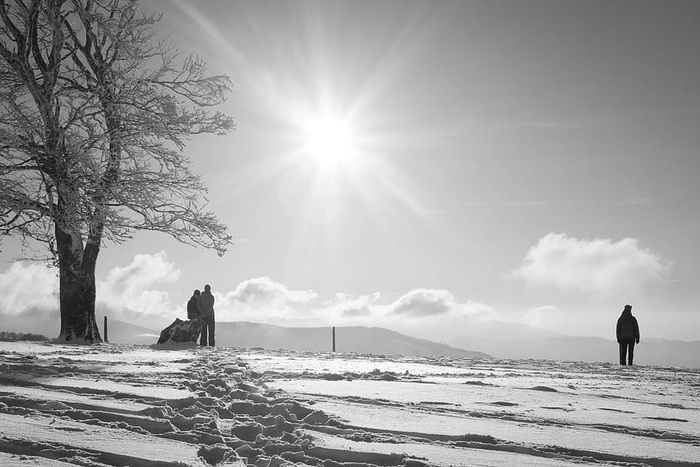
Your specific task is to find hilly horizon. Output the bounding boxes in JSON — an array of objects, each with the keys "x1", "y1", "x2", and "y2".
[
  {"x1": 216, "y1": 321, "x2": 490, "y2": 358},
  {"x1": 109, "y1": 319, "x2": 489, "y2": 359},
  {"x1": 443, "y1": 319, "x2": 700, "y2": 368},
  {"x1": 98, "y1": 318, "x2": 700, "y2": 368}
]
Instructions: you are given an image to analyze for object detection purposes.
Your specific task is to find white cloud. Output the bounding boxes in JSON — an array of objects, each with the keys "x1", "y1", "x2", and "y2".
[
  {"x1": 389, "y1": 288, "x2": 453, "y2": 317},
  {"x1": 0, "y1": 262, "x2": 58, "y2": 316},
  {"x1": 321, "y1": 292, "x2": 381, "y2": 319},
  {"x1": 316, "y1": 288, "x2": 492, "y2": 323},
  {"x1": 215, "y1": 279, "x2": 495, "y2": 332},
  {"x1": 387, "y1": 288, "x2": 493, "y2": 319},
  {"x1": 227, "y1": 276, "x2": 318, "y2": 304},
  {"x1": 381, "y1": 290, "x2": 494, "y2": 343},
  {"x1": 0, "y1": 254, "x2": 183, "y2": 335},
  {"x1": 0, "y1": 255, "x2": 182, "y2": 334},
  {"x1": 216, "y1": 276, "x2": 318, "y2": 320},
  {"x1": 98, "y1": 251, "x2": 180, "y2": 317},
  {"x1": 511, "y1": 233, "x2": 670, "y2": 295},
  {"x1": 300, "y1": 288, "x2": 494, "y2": 344}
]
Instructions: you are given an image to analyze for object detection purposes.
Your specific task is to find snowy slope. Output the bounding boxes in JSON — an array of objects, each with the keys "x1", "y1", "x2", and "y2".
[{"x1": 1, "y1": 342, "x2": 697, "y2": 466}]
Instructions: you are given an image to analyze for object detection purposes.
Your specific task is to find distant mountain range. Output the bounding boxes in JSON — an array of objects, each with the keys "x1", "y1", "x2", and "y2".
[
  {"x1": 449, "y1": 333, "x2": 700, "y2": 368},
  {"x1": 215, "y1": 321, "x2": 490, "y2": 358},
  {"x1": 107, "y1": 319, "x2": 700, "y2": 368},
  {"x1": 110, "y1": 319, "x2": 488, "y2": 358},
  {"x1": 446, "y1": 320, "x2": 700, "y2": 368}
]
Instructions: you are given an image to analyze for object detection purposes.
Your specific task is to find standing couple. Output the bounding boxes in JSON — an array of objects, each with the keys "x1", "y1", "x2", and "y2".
[{"x1": 187, "y1": 284, "x2": 216, "y2": 347}]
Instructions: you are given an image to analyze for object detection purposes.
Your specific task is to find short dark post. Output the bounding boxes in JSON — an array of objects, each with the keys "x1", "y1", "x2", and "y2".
[
  {"x1": 103, "y1": 316, "x2": 109, "y2": 343},
  {"x1": 332, "y1": 326, "x2": 336, "y2": 352}
]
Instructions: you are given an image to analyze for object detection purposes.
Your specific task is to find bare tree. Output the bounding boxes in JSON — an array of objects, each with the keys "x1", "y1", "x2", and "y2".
[{"x1": 0, "y1": 0, "x2": 234, "y2": 342}]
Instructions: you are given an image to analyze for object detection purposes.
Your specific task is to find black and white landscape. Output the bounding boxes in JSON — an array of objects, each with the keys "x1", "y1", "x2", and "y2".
[{"x1": 2, "y1": 0, "x2": 700, "y2": 465}]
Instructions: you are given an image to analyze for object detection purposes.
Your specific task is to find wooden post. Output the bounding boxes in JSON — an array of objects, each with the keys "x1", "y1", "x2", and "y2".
[
  {"x1": 332, "y1": 326, "x2": 336, "y2": 352},
  {"x1": 103, "y1": 316, "x2": 109, "y2": 343}
]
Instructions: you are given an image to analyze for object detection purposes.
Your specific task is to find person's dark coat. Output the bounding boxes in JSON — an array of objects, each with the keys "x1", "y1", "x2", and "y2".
[
  {"x1": 187, "y1": 291, "x2": 200, "y2": 320},
  {"x1": 616, "y1": 308, "x2": 640, "y2": 343},
  {"x1": 198, "y1": 286, "x2": 216, "y2": 346},
  {"x1": 197, "y1": 290, "x2": 215, "y2": 318}
]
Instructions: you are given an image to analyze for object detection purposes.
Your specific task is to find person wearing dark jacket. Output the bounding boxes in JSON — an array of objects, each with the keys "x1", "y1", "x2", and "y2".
[
  {"x1": 187, "y1": 290, "x2": 201, "y2": 320},
  {"x1": 616, "y1": 304, "x2": 640, "y2": 365},
  {"x1": 197, "y1": 284, "x2": 216, "y2": 347}
]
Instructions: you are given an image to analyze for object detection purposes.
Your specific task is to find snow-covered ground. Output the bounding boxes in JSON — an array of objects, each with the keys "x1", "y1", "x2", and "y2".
[{"x1": 0, "y1": 342, "x2": 698, "y2": 466}]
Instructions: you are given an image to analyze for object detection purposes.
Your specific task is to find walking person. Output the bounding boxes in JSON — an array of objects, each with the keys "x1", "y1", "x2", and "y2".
[
  {"x1": 198, "y1": 284, "x2": 216, "y2": 347},
  {"x1": 616, "y1": 304, "x2": 640, "y2": 365}
]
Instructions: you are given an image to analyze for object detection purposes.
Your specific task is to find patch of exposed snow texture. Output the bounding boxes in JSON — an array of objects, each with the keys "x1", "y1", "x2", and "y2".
[{"x1": 0, "y1": 342, "x2": 697, "y2": 467}]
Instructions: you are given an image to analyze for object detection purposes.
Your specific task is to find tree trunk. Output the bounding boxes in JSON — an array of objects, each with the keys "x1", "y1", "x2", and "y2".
[{"x1": 56, "y1": 224, "x2": 102, "y2": 343}]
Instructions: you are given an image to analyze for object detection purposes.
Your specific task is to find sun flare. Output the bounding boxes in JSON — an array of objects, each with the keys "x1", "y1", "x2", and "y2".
[
  {"x1": 301, "y1": 114, "x2": 357, "y2": 167},
  {"x1": 272, "y1": 89, "x2": 430, "y2": 239}
]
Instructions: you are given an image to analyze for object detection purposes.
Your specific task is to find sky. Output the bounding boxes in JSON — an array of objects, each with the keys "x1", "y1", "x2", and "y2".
[{"x1": 1, "y1": 0, "x2": 700, "y2": 343}]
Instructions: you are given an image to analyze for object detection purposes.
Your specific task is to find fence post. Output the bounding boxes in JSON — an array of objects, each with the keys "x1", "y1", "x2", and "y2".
[
  {"x1": 103, "y1": 316, "x2": 109, "y2": 343},
  {"x1": 332, "y1": 326, "x2": 336, "y2": 352}
]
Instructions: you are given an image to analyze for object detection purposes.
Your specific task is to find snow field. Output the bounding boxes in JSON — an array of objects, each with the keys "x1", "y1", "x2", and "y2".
[{"x1": 0, "y1": 342, "x2": 698, "y2": 467}]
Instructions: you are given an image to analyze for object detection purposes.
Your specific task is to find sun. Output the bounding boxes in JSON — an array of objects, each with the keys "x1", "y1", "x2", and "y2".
[{"x1": 301, "y1": 114, "x2": 357, "y2": 167}]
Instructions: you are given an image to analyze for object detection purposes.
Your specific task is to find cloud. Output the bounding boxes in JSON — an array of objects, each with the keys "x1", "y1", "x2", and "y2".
[
  {"x1": 217, "y1": 276, "x2": 318, "y2": 320},
  {"x1": 322, "y1": 292, "x2": 380, "y2": 319},
  {"x1": 0, "y1": 252, "x2": 181, "y2": 320},
  {"x1": 98, "y1": 251, "x2": 180, "y2": 317},
  {"x1": 387, "y1": 289, "x2": 494, "y2": 319},
  {"x1": 220, "y1": 280, "x2": 494, "y2": 330},
  {"x1": 0, "y1": 254, "x2": 180, "y2": 335},
  {"x1": 0, "y1": 262, "x2": 58, "y2": 317},
  {"x1": 227, "y1": 276, "x2": 317, "y2": 305},
  {"x1": 320, "y1": 289, "x2": 481, "y2": 321},
  {"x1": 316, "y1": 288, "x2": 492, "y2": 322},
  {"x1": 388, "y1": 288, "x2": 454, "y2": 317},
  {"x1": 303, "y1": 288, "x2": 495, "y2": 344},
  {"x1": 511, "y1": 233, "x2": 670, "y2": 295},
  {"x1": 0, "y1": 254, "x2": 182, "y2": 334}
]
